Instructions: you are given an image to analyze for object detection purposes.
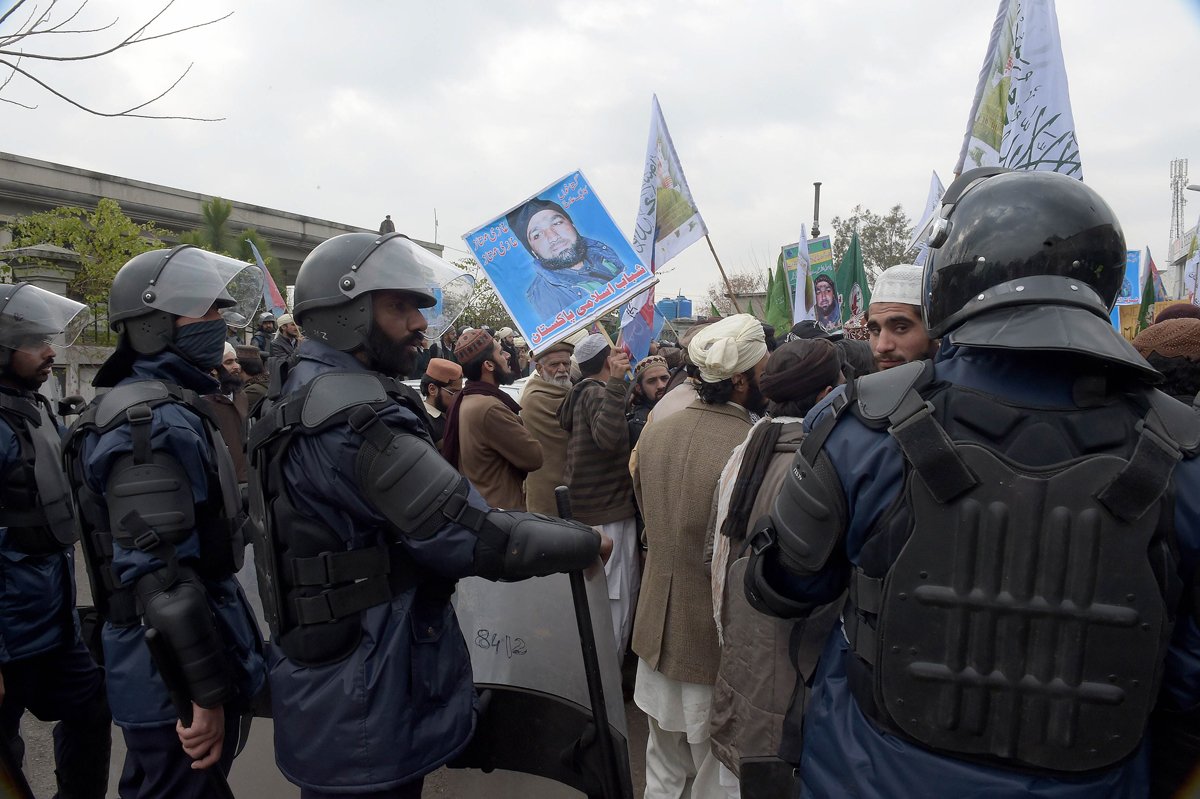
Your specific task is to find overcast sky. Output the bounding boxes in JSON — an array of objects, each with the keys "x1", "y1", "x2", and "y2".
[{"x1": 3, "y1": 0, "x2": 1199, "y2": 302}]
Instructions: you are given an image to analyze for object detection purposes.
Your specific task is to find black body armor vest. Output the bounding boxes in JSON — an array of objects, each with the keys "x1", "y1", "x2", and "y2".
[
  {"x1": 830, "y1": 362, "x2": 1200, "y2": 773},
  {"x1": 0, "y1": 392, "x2": 79, "y2": 555},
  {"x1": 64, "y1": 380, "x2": 244, "y2": 627}
]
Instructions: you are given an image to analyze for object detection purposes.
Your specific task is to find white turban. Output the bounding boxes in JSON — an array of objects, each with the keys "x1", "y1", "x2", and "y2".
[
  {"x1": 871, "y1": 263, "x2": 924, "y2": 307},
  {"x1": 688, "y1": 314, "x2": 768, "y2": 383},
  {"x1": 223, "y1": 342, "x2": 237, "y2": 360}
]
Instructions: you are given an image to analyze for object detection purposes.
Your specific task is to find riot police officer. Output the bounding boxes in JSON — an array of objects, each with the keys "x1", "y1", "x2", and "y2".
[
  {"x1": 746, "y1": 168, "x2": 1200, "y2": 797},
  {"x1": 0, "y1": 282, "x2": 110, "y2": 798},
  {"x1": 246, "y1": 232, "x2": 604, "y2": 798},
  {"x1": 65, "y1": 246, "x2": 267, "y2": 798}
]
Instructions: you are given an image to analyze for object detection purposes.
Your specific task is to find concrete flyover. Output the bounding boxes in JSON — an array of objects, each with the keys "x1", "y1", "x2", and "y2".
[{"x1": 0, "y1": 150, "x2": 442, "y2": 285}]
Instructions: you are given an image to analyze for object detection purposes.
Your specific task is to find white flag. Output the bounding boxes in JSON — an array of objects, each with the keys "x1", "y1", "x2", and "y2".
[
  {"x1": 908, "y1": 171, "x2": 946, "y2": 267},
  {"x1": 1184, "y1": 250, "x2": 1200, "y2": 306},
  {"x1": 955, "y1": 0, "x2": 1082, "y2": 179},
  {"x1": 630, "y1": 95, "x2": 708, "y2": 269},
  {"x1": 793, "y1": 224, "x2": 815, "y2": 324}
]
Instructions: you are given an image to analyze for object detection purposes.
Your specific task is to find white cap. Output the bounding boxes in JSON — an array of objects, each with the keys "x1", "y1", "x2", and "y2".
[
  {"x1": 575, "y1": 333, "x2": 609, "y2": 363},
  {"x1": 497, "y1": 327, "x2": 514, "y2": 339},
  {"x1": 871, "y1": 264, "x2": 924, "y2": 307}
]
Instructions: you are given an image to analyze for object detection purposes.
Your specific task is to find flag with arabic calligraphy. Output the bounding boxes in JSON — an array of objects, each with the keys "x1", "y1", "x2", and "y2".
[
  {"x1": 908, "y1": 171, "x2": 945, "y2": 267},
  {"x1": 462, "y1": 170, "x2": 656, "y2": 355},
  {"x1": 619, "y1": 96, "x2": 709, "y2": 362},
  {"x1": 955, "y1": 0, "x2": 1082, "y2": 179}
]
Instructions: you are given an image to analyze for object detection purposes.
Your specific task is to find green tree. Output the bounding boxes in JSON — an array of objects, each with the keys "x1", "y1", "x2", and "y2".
[
  {"x1": 830, "y1": 204, "x2": 913, "y2": 285},
  {"x1": 454, "y1": 258, "x2": 516, "y2": 332},
  {"x1": 5, "y1": 197, "x2": 168, "y2": 304},
  {"x1": 179, "y1": 197, "x2": 285, "y2": 288}
]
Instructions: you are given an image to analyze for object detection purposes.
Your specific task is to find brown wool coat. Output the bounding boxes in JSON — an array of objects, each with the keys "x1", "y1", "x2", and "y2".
[
  {"x1": 632, "y1": 399, "x2": 751, "y2": 685},
  {"x1": 456, "y1": 393, "x2": 542, "y2": 510},
  {"x1": 519, "y1": 376, "x2": 571, "y2": 516}
]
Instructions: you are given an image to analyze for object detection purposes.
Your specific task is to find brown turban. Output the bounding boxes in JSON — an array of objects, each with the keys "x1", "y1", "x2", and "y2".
[
  {"x1": 759, "y1": 338, "x2": 842, "y2": 402},
  {"x1": 1132, "y1": 318, "x2": 1200, "y2": 361}
]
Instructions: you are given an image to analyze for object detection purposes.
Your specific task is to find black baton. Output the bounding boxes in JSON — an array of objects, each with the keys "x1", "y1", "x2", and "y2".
[{"x1": 556, "y1": 485, "x2": 626, "y2": 799}]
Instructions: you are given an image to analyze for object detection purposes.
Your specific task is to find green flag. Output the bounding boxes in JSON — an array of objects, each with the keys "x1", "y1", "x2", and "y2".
[
  {"x1": 1136, "y1": 263, "x2": 1156, "y2": 332},
  {"x1": 766, "y1": 252, "x2": 792, "y2": 331},
  {"x1": 708, "y1": 301, "x2": 722, "y2": 318},
  {"x1": 834, "y1": 231, "x2": 871, "y2": 326},
  {"x1": 764, "y1": 267, "x2": 775, "y2": 321}
]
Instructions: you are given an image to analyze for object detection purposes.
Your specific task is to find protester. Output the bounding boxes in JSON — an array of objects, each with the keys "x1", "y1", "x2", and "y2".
[
  {"x1": 1153, "y1": 302, "x2": 1200, "y2": 322},
  {"x1": 237, "y1": 343, "x2": 269, "y2": 408},
  {"x1": 251, "y1": 311, "x2": 275, "y2": 352},
  {"x1": 246, "y1": 232, "x2": 602, "y2": 797},
  {"x1": 203, "y1": 342, "x2": 250, "y2": 482},
  {"x1": 865, "y1": 263, "x2": 938, "y2": 370},
  {"x1": 558, "y1": 332, "x2": 640, "y2": 657},
  {"x1": 632, "y1": 314, "x2": 768, "y2": 799},
  {"x1": 67, "y1": 246, "x2": 266, "y2": 797},
  {"x1": 269, "y1": 312, "x2": 301, "y2": 361},
  {"x1": 626, "y1": 354, "x2": 670, "y2": 449},
  {"x1": 419, "y1": 357, "x2": 462, "y2": 444},
  {"x1": 835, "y1": 337, "x2": 875, "y2": 380},
  {"x1": 746, "y1": 169, "x2": 1200, "y2": 797},
  {"x1": 1132, "y1": 317, "x2": 1200, "y2": 402},
  {"x1": 0, "y1": 283, "x2": 111, "y2": 798},
  {"x1": 653, "y1": 322, "x2": 709, "y2": 422},
  {"x1": 441, "y1": 328, "x2": 541, "y2": 510},
  {"x1": 513, "y1": 335, "x2": 531, "y2": 377},
  {"x1": 708, "y1": 338, "x2": 845, "y2": 796},
  {"x1": 520, "y1": 340, "x2": 574, "y2": 516},
  {"x1": 496, "y1": 326, "x2": 519, "y2": 374}
]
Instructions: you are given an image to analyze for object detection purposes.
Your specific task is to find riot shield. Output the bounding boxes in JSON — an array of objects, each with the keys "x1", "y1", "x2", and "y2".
[{"x1": 450, "y1": 559, "x2": 634, "y2": 799}]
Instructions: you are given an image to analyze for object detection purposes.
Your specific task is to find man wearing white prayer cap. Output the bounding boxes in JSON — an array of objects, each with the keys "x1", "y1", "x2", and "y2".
[
  {"x1": 630, "y1": 313, "x2": 769, "y2": 798},
  {"x1": 866, "y1": 263, "x2": 938, "y2": 371}
]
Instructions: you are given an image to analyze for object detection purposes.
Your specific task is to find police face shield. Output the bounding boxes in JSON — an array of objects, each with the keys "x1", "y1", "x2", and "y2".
[
  {"x1": 0, "y1": 283, "x2": 92, "y2": 353},
  {"x1": 335, "y1": 235, "x2": 475, "y2": 340},
  {"x1": 140, "y1": 247, "x2": 264, "y2": 327}
]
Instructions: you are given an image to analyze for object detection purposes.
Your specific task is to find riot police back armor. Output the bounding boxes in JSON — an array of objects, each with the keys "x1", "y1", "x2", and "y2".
[
  {"x1": 768, "y1": 361, "x2": 1200, "y2": 773},
  {"x1": 65, "y1": 380, "x2": 244, "y2": 627},
  {"x1": 0, "y1": 392, "x2": 79, "y2": 555}
]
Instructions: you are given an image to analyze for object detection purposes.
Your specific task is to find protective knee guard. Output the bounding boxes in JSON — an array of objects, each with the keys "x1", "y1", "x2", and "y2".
[
  {"x1": 478, "y1": 511, "x2": 601, "y2": 580},
  {"x1": 138, "y1": 568, "x2": 233, "y2": 708}
]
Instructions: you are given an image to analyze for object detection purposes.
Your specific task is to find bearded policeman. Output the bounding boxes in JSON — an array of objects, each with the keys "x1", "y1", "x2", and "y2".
[
  {"x1": 246, "y1": 232, "x2": 603, "y2": 798},
  {"x1": 747, "y1": 169, "x2": 1200, "y2": 797},
  {"x1": 0, "y1": 283, "x2": 110, "y2": 797},
  {"x1": 66, "y1": 247, "x2": 267, "y2": 798}
]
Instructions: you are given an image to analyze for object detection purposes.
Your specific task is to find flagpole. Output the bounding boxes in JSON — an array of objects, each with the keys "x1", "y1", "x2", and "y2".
[{"x1": 705, "y1": 234, "x2": 742, "y2": 313}]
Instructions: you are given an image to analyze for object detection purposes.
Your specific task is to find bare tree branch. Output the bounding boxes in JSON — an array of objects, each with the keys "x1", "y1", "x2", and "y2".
[
  {"x1": 0, "y1": 0, "x2": 231, "y2": 119},
  {"x1": 0, "y1": 57, "x2": 222, "y2": 120}
]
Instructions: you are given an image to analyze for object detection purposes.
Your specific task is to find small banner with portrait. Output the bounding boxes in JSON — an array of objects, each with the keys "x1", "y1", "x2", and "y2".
[{"x1": 463, "y1": 170, "x2": 657, "y2": 354}]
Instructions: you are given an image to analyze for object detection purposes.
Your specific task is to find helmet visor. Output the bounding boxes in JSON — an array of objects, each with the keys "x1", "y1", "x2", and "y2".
[
  {"x1": 344, "y1": 236, "x2": 474, "y2": 339},
  {"x1": 143, "y1": 247, "x2": 264, "y2": 328},
  {"x1": 0, "y1": 284, "x2": 92, "y2": 351}
]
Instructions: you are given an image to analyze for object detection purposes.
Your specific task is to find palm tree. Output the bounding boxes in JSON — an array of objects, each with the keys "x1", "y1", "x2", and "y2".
[{"x1": 180, "y1": 197, "x2": 285, "y2": 287}]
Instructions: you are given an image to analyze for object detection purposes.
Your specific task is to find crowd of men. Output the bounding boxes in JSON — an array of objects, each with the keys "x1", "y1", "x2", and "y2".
[{"x1": 3, "y1": 169, "x2": 1200, "y2": 799}]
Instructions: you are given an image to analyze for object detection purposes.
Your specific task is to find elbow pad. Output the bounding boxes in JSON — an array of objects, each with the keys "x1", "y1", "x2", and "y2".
[
  {"x1": 477, "y1": 511, "x2": 600, "y2": 580},
  {"x1": 138, "y1": 568, "x2": 233, "y2": 708},
  {"x1": 771, "y1": 449, "x2": 846, "y2": 577}
]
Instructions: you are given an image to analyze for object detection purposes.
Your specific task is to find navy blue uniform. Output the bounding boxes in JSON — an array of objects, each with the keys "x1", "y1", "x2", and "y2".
[
  {"x1": 77, "y1": 353, "x2": 266, "y2": 798},
  {"x1": 267, "y1": 340, "x2": 494, "y2": 796},
  {"x1": 766, "y1": 345, "x2": 1200, "y2": 798},
  {"x1": 0, "y1": 385, "x2": 110, "y2": 798}
]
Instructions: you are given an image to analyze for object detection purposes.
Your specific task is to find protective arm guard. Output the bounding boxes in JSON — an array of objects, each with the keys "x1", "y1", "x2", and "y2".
[
  {"x1": 745, "y1": 448, "x2": 847, "y2": 618},
  {"x1": 355, "y1": 420, "x2": 600, "y2": 578},
  {"x1": 478, "y1": 510, "x2": 601, "y2": 581},
  {"x1": 138, "y1": 567, "x2": 233, "y2": 709}
]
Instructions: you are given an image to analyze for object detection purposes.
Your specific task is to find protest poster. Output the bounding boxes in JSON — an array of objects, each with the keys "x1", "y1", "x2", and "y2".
[
  {"x1": 464, "y1": 170, "x2": 656, "y2": 353},
  {"x1": 806, "y1": 235, "x2": 839, "y2": 333},
  {"x1": 1114, "y1": 250, "x2": 1142, "y2": 306}
]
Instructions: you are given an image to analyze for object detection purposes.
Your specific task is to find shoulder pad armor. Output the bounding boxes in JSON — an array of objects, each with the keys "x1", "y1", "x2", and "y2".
[
  {"x1": 855, "y1": 360, "x2": 934, "y2": 423},
  {"x1": 93, "y1": 381, "x2": 173, "y2": 428},
  {"x1": 1143, "y1": 388, "x2": 1200, "y2": 456},
  {"x1": 300, "y1": 372, "x2": 389, "y2": 429}
]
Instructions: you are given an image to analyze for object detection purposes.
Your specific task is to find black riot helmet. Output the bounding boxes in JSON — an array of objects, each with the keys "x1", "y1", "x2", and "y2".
[
  {"x1": 107, "y1": 245, "x2": 263, "y2": 354},
  {"x1": 0, "y1": 282, "x2": 91, "y2": 368},
  {"x1": 922, "y1": 168, "x2": 1155, "y2": 378},
  {"x1": 94, "y1": 246, "x2": 263, "y2": 387},
  {"x1": 293, "y1": 232, "x2": 474, "y2": 352}
]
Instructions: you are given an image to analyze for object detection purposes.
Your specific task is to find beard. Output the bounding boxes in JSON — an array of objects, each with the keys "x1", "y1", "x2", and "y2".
[
  {"x1": 365, "y1": 324, "x2": 421, "y2": 377},
  {"x1": 547, "y1": 373, "x2": 572, "y2": 388},
  {"x1": 745, "y1": 376, "x2": 767, "y2": 415},
  {"x1": 535, "y1": 238, "x2": 588, "y2": 271},
  {"x1": 217, "y1": 366, "x2": 244, "y2": 395},
  {"x1": 492, "y1": 356, "x2": 516, "y2": 386}
]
